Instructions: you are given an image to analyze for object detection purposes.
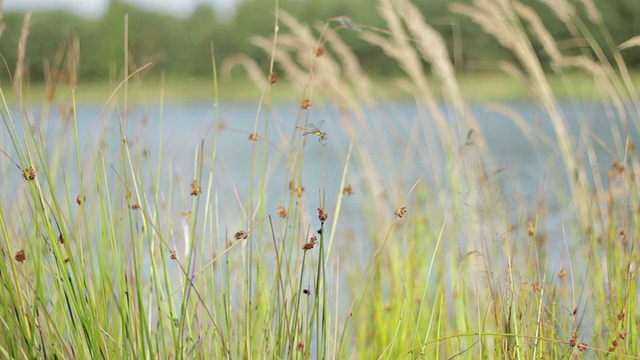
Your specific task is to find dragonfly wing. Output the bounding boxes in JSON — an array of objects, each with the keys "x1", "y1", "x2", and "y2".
[{"x1": 318, "y1": 135, "x2": 327, "y2": 146}]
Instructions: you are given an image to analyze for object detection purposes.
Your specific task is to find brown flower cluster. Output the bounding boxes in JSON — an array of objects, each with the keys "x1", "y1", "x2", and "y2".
[
  {"x1": 303, "y1": 235, "x2": 318, "y2": 251},
  {"x1": 394, "y1": 206, "x2": 407, "y2": 218},
  {"x1": 234, "y1": 230, "x2": 248, "y2": 240},
  {"x1": 318, "y1": 208, "x2": 328, "y2": 223}
]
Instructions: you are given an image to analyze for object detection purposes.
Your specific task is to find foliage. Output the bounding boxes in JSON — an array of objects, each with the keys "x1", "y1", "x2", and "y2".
[
  {"x1": 1, "y1": 0, "x2": 640, "y2": 358},
  {"x1": 2, "y1": 0, "x2": 640, "y2": 82}
]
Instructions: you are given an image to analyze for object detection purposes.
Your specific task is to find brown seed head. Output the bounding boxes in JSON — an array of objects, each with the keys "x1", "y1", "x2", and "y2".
[
  {"x1": 23, "y1": 167, "x2": 36, "y2": 181},
  {"x1": 269, "y1": 72, "x2": 277, "y2": 85},
  {"x1": 528, "y1": 221, "x2": 535, "y2": 236},
  {"x1": 318, "y1": 208, "x2": 328, "y2": 223},
  {"x1": 612, "y1": 161, "x2": 625, "y2": 174},
  {"x1": 577, "y1": 342, "x2": 588, "y2": 351},
  {"x1": 558, "y1": 268, "x2": 566, "y2": 278},
  {"x1": 296, "y1": 342, "x2": 304, "y2": 351},
  {"x1": 190, "y1": 179, "x2": 202, "y2": 196},
  {"x1": 342, "y1": 184, "x2": 353, "y2": 195},
  {"x1": 569, "y1": 338, "x2": 577, "y2": 347},
  {"x1": 277, "y1": 206, "x2": 288, "y2": 218},
  {"x1": 15, "y1": 249, "x2": 26, "y2": 263},
  {"x1": 569, "y1": 332, "x2": 578, "y2": 347},
  {"x1": 170, "y1": 249, "x2": 177, "y2": 260},
  {"x1": 394, "y1": 206, "x2": 407, "y2": 218},
  {"x1": 303, "y1": 235, "x2": 318, "y2": 251},
  {"x1": 316, "y1": 46, "x2": 325, "y2": 57},
  {"x1": 234, "y1": 230, "x2": 248, "y2": 240},
  {"x1": 302, "y1": 99, "x2": 312, "y2": 110},
  {"x1": 248, "y1": 133, "x2": 260, "y2": 141},
  {"x1": 76, "y1": 195, "x2": 85, "y2": 205}
]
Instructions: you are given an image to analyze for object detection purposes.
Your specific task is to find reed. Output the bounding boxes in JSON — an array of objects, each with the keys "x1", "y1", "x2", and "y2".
[{"x1": 0, "y1": 0, "x2": 639, "y2": 358}]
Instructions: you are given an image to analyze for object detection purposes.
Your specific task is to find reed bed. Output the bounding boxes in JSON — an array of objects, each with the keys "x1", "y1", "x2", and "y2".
[{"x1": 0, "y1": 0, "x2": 639, "y2": 358}]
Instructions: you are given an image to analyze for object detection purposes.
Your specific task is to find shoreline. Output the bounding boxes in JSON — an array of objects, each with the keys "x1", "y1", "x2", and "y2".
[{"x1": 3, "y1": 71, "x2": 633, "y2": 104}]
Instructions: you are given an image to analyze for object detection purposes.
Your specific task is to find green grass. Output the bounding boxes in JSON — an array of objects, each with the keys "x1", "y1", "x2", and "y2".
[{"x1": 1, "y1": 0, "x2": 640, "y2": 359}]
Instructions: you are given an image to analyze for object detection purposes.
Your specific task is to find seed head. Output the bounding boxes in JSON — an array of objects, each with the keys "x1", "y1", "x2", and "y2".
[
  {"x1": 23, "y1": 167, "x2": 36, "y2": 181},
  {"x1": 234, "y1": 230, "x2": 248, "y2": 240},
  {"x1": 190, "y1": 179, "x2": 202, "y2": 196},
  {"x1": 15, "y1": 249, "x2": 26, "y2": 263},
  {"x1": 318, "y1": 208, "x2": 328, "y2": 223},
  {"x1": 303, "y1": 235, "x2": 318, "y2": 251},
  {"x1": 277, "y1": 206, "x2": 288, "y2": 218},
  {"x1": 394, "y1": 206, "x2": 407, "y2": 218}
]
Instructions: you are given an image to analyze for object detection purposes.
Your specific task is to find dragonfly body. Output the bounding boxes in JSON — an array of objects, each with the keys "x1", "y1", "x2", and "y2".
[{"x1": 296, "y1": 122, "x2": 327, "y2": 146}]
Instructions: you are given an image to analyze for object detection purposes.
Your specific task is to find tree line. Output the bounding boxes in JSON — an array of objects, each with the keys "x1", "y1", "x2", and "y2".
[{"x1": 1, "y1": 0, "x2": 639, "y2": 83}]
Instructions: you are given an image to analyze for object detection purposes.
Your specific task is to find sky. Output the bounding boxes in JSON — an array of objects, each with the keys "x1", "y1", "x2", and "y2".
[{"x1": 4, "y1": 0, "x2": 237, "y2": 18}]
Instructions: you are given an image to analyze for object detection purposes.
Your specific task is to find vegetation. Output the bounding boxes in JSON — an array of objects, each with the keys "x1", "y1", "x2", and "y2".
[
  {"x1": 1, "y1": 0, "x2": 640, "y2": 359},
  {"x1": 2, "y1": 0, "x2": 640, "y2": 83}
]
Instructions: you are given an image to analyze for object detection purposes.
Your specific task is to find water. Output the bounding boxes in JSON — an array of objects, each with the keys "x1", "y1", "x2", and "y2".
[{"x1": 7, "y1": 99, "x2": 634, "y2": 247}]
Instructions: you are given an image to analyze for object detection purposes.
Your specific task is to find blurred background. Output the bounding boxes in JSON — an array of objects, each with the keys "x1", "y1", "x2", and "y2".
[{"x1": 2, "y1": 0, "x2": 640, "y2": 85}]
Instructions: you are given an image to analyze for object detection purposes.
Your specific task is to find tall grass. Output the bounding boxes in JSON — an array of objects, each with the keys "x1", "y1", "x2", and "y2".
[{"x1": 1, "y1": 0, "x2": 640, "y2": 358}]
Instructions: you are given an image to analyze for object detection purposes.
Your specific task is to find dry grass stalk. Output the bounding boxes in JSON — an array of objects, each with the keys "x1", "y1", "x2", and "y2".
[
  {"x1": 618, "y1": 36, "x2": 640, "y2": 51},
  {"x1": 251, "y1": 10, "x2": 366, "y2": 114},
  {"x1": 396, "y1": 0, "x2": 486, "y2": 150},
  {"x1": 221, "y1": 54, "x2": 269, "y2": 91},
  {"x1": 14, "y1": 12, "x2": 31, "y2": 96},
  {"x1": 539, "y1": 0, "x2": 575, "y2": 25},
  {"x1": 67, "y1": 34, "x2": 80, "y2": 89},
  {"x1": 317, "y1": 23, "x2": 373, "y2": 104},
  {"x1": 361, "y1": 0, "x2": 452, "y2": 150},
  {"x1": 577, "y1": 0, "x2": 602, "y2": 23},
  {"x1": 453, "y1": 0, "x2": 595, "y2": 230}
]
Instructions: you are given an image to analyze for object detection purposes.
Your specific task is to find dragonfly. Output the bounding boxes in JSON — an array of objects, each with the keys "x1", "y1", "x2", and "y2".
[{"x1": 296, "y1": 121, "x2": 327, "y2": 146}]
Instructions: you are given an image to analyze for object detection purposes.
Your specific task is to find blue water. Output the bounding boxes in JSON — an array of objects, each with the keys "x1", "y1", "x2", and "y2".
[{"x1": 6, "y1": 99, "x2": 634, "y2": 246}]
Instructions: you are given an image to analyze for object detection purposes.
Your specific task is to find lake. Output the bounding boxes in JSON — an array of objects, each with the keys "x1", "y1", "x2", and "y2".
[{"x1": 5, "y1": 98, "x2": 633, "y2": 295}]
